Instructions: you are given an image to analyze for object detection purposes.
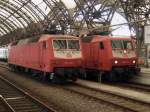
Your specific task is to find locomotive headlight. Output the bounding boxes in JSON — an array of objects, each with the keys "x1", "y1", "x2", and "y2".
[
  {"x1": 133, "y1": 60, "x2": 136, "y2": 64},
  {"x1": 124, "y1": 50, "x2": 127, "y2": 54},
  {"x1": 114, "y1": 60, "x2": 118, "y2": 64}
]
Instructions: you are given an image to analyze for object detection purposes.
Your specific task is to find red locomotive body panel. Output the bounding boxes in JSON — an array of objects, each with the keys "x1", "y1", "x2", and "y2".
[
  {"x1": 81, "y1": 35, "x2": 139, "y2": 80},
  {"x1": 8, "y1": 34, "x2": 82, "y2": 81}
]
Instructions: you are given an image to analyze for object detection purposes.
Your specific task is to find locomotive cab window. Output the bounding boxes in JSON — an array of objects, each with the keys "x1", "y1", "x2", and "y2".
[
  {"x1": 68, "y1": 40, "x2": 80, "y2": 50},
  {"x1": 53, "y1": 39, "x2": 80, "y2": 50},
  {"x1": 124, "y1": 41, "x2": 132, "y2": 50},
  {"x1": 111, "y1": 40, "x2": 133, "y2": 50},
  {"x1": 99, "y1": 42, "x2": 104, "y2": 49},
  {"x1": 53, "y1": 40, "x2": 67, "y2": 50},
  {"x1": 111, "y1": 40, "x2": 123, "y2": 49}
]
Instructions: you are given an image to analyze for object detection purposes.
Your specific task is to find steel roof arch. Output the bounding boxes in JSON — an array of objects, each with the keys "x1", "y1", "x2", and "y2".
[{"x1": 0, "y1": 3, "x2": 27, "y2": 28}]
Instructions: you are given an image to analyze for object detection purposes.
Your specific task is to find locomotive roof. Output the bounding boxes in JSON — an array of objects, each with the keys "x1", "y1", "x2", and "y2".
[
  {"x1": 82, "y1": 35, "x2": 132, "y2": 43},
  {"x1": 39, "y1": 34, "x2": 79, "y2": 42},
  {"x1": 11, "y1": 34, "x2": 79, "y2": 46}
]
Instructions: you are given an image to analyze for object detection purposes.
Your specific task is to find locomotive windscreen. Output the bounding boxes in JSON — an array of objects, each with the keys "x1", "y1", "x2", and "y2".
[
  {"x1": 53, "y1": 40, "x2": 67, "y2": 49},
  {"x1": 53, "y1": 40, "x2": 80, "y2": 50},
  {"x1": 111, "y1": 40, "x2": 133, "y2": 50},
  {"x1": 68, "y1": 40, "x2": 80, "y2": 50},
  {"x1": 53, "y1": 39, "x2": 81, "y2": 58}
]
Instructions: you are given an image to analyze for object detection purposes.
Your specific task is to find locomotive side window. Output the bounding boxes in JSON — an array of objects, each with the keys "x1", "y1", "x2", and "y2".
[
  {"x1": 43, "y1": 41, "x2": 47, "y2": 49},
  {"x1": 68, "y1": 40, "x2": 80, "y2": 50},
  {"x1": 53, "y1": 40, "x2": 67, "y2": 49},
  {"x1": 99, "y1": 42, "x2": 104, "y2": 49}
]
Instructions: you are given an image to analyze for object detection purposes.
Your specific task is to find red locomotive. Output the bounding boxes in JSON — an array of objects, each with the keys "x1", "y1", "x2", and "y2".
[
  {"x1": 8, "y1": 34, "x2": 82, "y2": 82},
  {"x1": 81, "y1": 35, "x2": 140, "y2": 81}
]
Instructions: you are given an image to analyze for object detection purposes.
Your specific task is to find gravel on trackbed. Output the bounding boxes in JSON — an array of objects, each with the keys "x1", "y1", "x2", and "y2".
[{"x1": 0, "y1": 67, "x2": 130, "y2": 112}]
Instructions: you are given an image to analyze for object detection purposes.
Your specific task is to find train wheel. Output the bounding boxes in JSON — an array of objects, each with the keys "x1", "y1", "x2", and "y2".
[
  {"x1": 97, "y1": 72, "x2": 102, "y2": 83},
  {"x1": 80, "y1": 69, "x2": 87, "y2": 79},
  {"x1": 39, "y1": 72, "x2": 47, "y2": 81},
  {"x1": 31, "y1": 70, "x2": 39, "y2": 77},
  {"x1": 24, "y1": 68, "x2": 29, "y2": 73},
  {"x1": 16, "y1": 66, "x2": 21, "y2": 73},
  {"x1": 19, "y1": 67, "x2": 25, "y2": 73},
  {"x1": 10, "y1": 65, "x2": 14, "y2": 72},
  {"x1": 51, "y1": 74, "x2": 60, "y2": 83},
  {"x1": 109, "y1": 72, "x2": 117, "y2": 82},
  {"x1": 13, "y1": 66, "x2": 18, "y2": 72},
  {"x1": 71, "y1": 75, "x2": 77, "y2": 82},
  {"x1": 72, "y1": 78, "x2": 77, "y2": 82}
]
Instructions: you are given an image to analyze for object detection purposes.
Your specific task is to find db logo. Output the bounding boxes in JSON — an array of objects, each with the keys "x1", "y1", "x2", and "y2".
[{"x1": 66, "y1": 52, "x2": 72, "y2": 57}]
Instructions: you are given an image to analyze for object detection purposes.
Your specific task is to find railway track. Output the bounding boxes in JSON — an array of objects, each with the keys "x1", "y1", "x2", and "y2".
[
  {"x1": 0, "y1": 76, "x2": 56, "y2": 112},
  {"x1": 1, "y1": 62, "x2": 150, "y2": 112},
  {"x1": 61, "y1": 84, "x2": 150, "y2": 112},
  {"x1": 0, "y1": 95, "x2": 14, "y2": 112},
  {"x1": 106, "y1": 82, "x2": 150, "y2": 93}
]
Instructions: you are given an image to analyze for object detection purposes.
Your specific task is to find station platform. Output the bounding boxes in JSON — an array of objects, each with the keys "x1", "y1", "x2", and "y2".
[
  {"x1": 141, "y1": 67, "x2": 150, "y2": 74},
  {"x1": 129, "y1": 67, "x2": 150, "y2": 85},
  {"x1": 76, "y1": 79, "x2": 150, "y2": 104}
]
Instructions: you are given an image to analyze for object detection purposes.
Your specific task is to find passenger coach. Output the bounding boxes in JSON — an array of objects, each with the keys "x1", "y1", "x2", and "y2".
[{"x1": 0, "y1": 47, "x2": 8, "y2": 61}]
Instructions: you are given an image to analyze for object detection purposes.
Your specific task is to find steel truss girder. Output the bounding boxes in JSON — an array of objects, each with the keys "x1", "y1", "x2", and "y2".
[
  {"x1": 119, "y1": 0, "x2": 150, "y2": 47},
  {"x1": 119, "y1": 0, "x2": 150, "y2": 28},
  {"x1": 43, "y1": 0, "x2": 75, "y2": 34},
  {"x1": 73, "y1": 0, "x2": 119, "y2": 31},
  {"x1": 0, "y1": 0, "x2": 149, "y2": 46}
]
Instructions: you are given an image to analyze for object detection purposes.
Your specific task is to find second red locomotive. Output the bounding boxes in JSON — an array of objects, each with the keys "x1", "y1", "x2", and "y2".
[
  {"x1": 8, "y1": 34, "x2": 82, "y2": 82},
  {"x1": 81, "y1": 35, "x2": 140, "y2": 81}
]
